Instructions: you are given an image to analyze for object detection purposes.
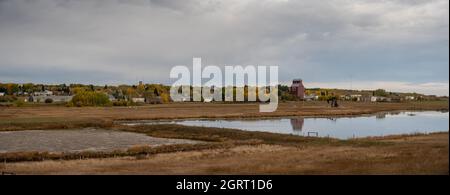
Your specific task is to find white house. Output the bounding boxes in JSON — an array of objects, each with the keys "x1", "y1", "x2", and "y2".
[
  {"x1": 304, "y1": 94, "x2": 318, "y2": 101},
  {"x1": 351, "y1": 94, "x2": 362, "y2": 101},
  {"x1": 371, "y1": 96, "x2": 388, "y2": 102},
  {"x1": 131, "y1": 97, "x2": 145, "y2": 103},
  {"x1": 405, "y1": 96, "x2": 415, "y2": 101},
  {"x1": 108, "y1": 95, "x2": 117, "y2": 102},
  {"x1": 34, "y1": 90, "x2": 53, "y2": 96},
  {"x1": 370, "y1": 96, "x2": 381, "y2": 102}
]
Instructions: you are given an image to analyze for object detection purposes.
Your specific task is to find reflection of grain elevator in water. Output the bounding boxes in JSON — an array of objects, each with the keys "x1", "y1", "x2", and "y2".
[{"x1": 290, "y1": 118, "x2": 304, "y2": 131}]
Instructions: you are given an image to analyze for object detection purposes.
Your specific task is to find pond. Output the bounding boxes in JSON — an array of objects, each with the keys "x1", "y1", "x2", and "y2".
[
  {"x1": 122, "y1": 111, "x2": 449, "y2": 139},
  {"x1": 0, "y1": 129, "x2": 201, "y2": 153}
]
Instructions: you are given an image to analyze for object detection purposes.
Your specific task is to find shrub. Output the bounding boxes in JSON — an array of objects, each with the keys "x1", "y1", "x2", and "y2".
[
  {"x1": 44, "y1": 98, "x2": 53, "y2": 103},
  {"x1": 280, "y1": 93, "x2": 298, "y2": 101},
  {"x1": 14, "y1": 99, "x2": 25, "y2": 107},
  {"x1": 69, "y1": 91, "x2": 111, "y2": 107},
  {"x1": 112, "y1": 100, "x2": 135, "y2": 106},
  {"x1": 160, "y1": 93, "x2": 171, "y2": 103},
  {"x1": 0, "y1": 95, "x2": 17, "y2": 102}
]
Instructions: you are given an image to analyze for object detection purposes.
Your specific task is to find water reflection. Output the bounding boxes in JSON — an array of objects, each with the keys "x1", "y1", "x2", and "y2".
[
  {"x1": 376, "y1": 113, "x2": 386, "y2": 119},
  {"x1": 122, "y1": 111, "x2": 449, "y2": 139},
  {"x1": 326, "y1": 117, "x2": 337, "y2": 122},
  {"x1": 376, "y1": 111, "x2": 402, "y2": 119},
  {"x1": 286, "y1": 111, "x2": 448, "y2": 139},
  {"x1": 290, "y1": 118, "x2": 304, "y2": 131}
]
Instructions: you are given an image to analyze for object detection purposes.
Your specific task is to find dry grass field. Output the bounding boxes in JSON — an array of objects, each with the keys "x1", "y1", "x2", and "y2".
[
  {"x1": 0, "y1": 101, "x2": 448, "y2": 174},
  {"x1": 1, "y1": 132, "x2": 447, "y2": 175},
  {"x1": 0, "y1": 101, "x2": 448, "y2": 131}
]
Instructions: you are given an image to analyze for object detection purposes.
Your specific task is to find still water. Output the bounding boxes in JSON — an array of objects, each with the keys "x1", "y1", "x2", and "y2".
[{"x1": 124, "y1": 111, "x2": 449, "y2": 139}]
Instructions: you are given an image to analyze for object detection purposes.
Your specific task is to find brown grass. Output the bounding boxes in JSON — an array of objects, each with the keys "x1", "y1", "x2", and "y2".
[
  {"x1": 0, "y1": 101, "x2": 447, "y2": 174},
  {"x1": 0, "y1": 101, "x2": 447, "y2": 131},
  {"x1": 0, "y1": 124, "x2": 375, "y2": 163},
  {"x1": 1, "y1": 132, "x2": 447, "y2": 175},
  {"x1": 0, "y1": 122, "x2": 447, "y2": 174},
  {"x1": 0, "y1": 140, "x2": 260, "y2": 163}
]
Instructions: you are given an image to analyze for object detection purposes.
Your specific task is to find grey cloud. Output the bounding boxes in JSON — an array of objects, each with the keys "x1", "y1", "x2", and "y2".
[{"x1": 0, "y1": 0, "x2": 448, "y2": 93}]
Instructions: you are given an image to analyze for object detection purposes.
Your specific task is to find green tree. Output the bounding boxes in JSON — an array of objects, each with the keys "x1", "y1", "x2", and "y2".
[
  {"x1": 373, "y1": 89, "x2": 388, "y2": 97},
  {"x1": 6, "y1": 84, "x2": 19, "y2": 95},
  {"x1": 69, "y1": 91, "x2": 111, "y2": 107}
]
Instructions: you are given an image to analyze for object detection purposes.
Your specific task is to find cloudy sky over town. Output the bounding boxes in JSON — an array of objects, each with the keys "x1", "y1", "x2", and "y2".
[{"x1": 0, "y1": 0, "x2": 448, "y2": 95}]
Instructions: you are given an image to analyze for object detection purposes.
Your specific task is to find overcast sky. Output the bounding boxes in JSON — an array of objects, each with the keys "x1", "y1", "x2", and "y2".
[{"x1": 0, "y1": 0, "x2": 448, "y2": 95}]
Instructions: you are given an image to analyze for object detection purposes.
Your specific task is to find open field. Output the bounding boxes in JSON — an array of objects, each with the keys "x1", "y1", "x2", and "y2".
[
  {"x1": 0, "y1": 101, "x2": 448, "y2": 174},
  {"x1": 0, "y1": 124, "x2": 373, "y2": 162},
  {"x1": 0, "y1": 101, "x2": 448, "y2": 131},
  {"x1": 1, "y1": 132, "x2": 447, "y2": 175}
]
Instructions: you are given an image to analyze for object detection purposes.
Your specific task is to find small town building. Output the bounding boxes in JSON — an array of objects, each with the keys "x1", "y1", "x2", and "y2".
[
  {"x1": 351, "y1": 94, "x2": 362, "y2": 101},
  {"x1": 145, "y1": 97, "x2": 162, "y2": 104},
  {"x1": 390, "y1": 96, "x2": 402, "y2": 102},
  {"x1": 108, "y1": 95, "x2": 117, "y2": 102},
  {"x1": 371, "y1": 96, "x2": 389, "y2": 102},
  {"x1": 359, "y1": 96, "x2": 372, "y2": 102},
  {"x1": 341, "y1": 94, "x2": 363, "y2": 101},
  {"x1": 405, "y1": 96, "x2": 415, "y2": 101},
  {"x1": 131, "y1": 97, "x2": 145, "y2": 103},
  {"x1": 371, "y1": 96, "x2": 380, "y2": 102},
  {"x1": 304, "y1": 94, "x2": 318, "y2": 101},
  {"x1": 340, "y1": 95, "x2": 348, "y2": 100},
  {"x1": 33, "y1": 90, "x2": 53, "y2": 96},
  {"x1": 290, "y1": 79, "x2": 305, "y2": 99}
]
